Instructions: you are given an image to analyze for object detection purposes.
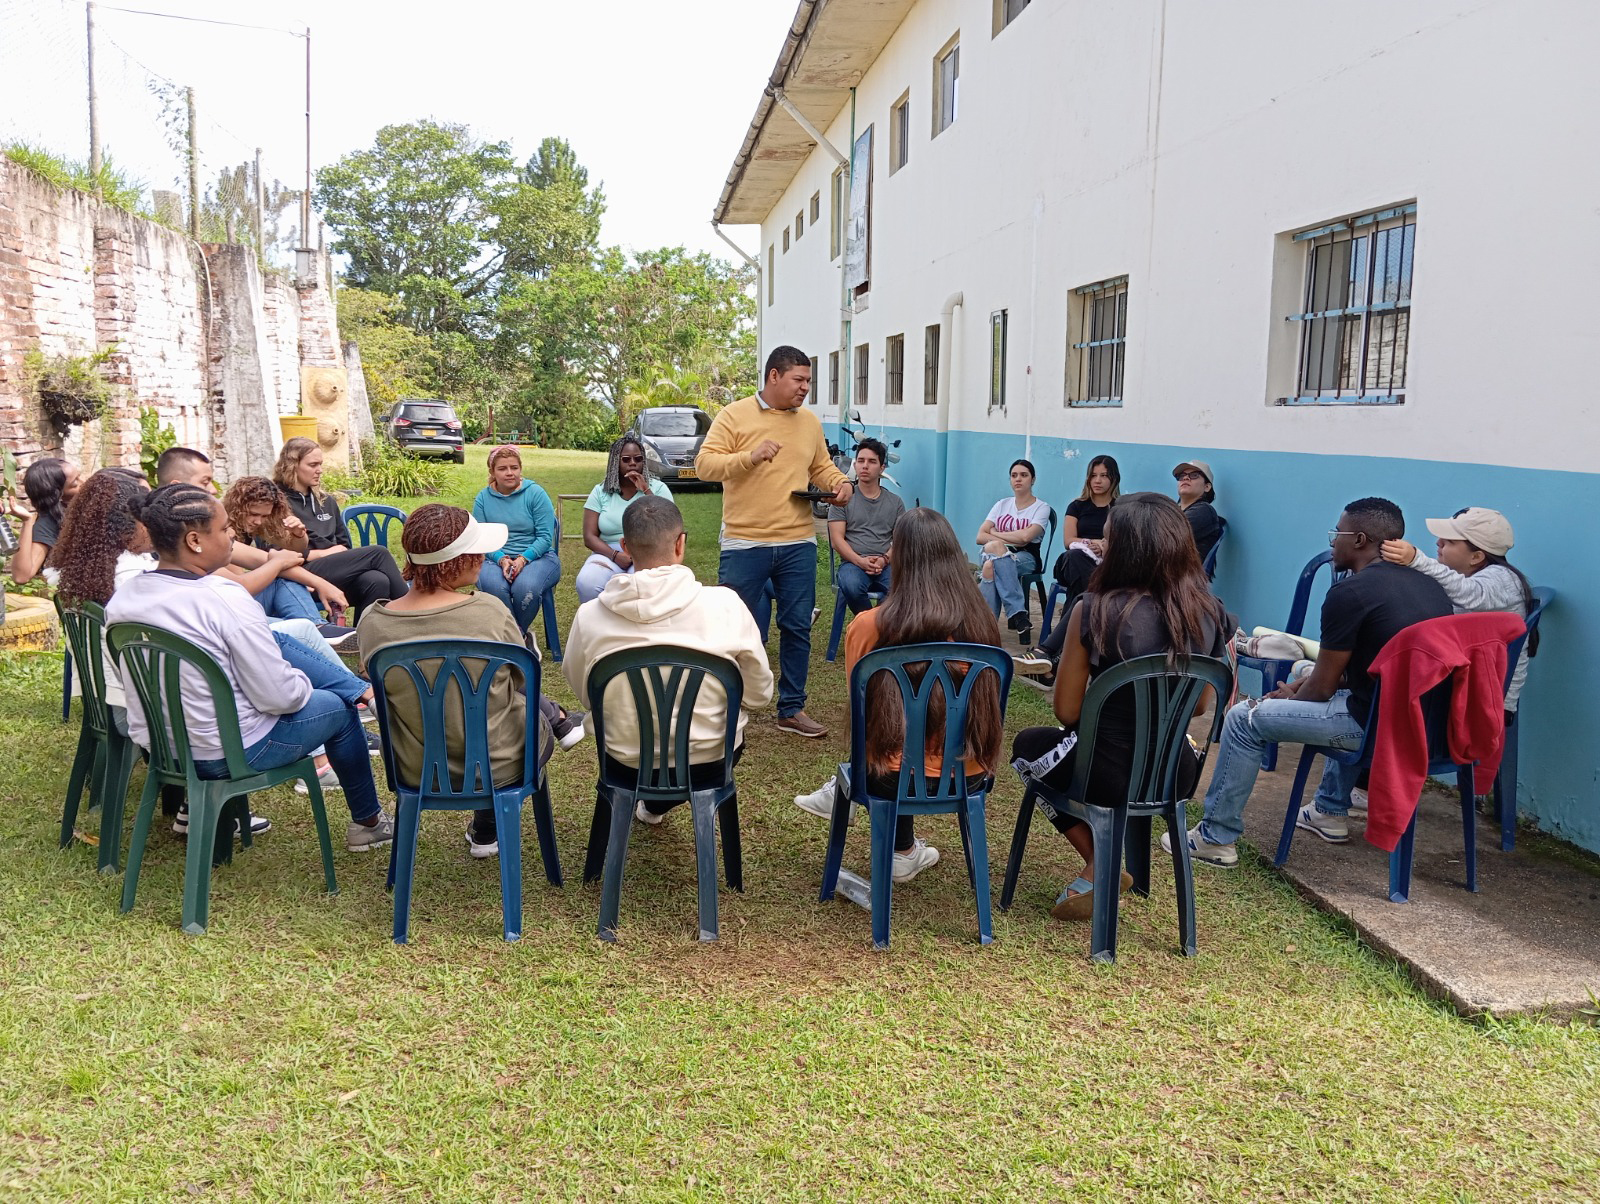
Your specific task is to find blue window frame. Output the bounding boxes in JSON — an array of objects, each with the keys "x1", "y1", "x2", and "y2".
[{"x1": 1283, "y1": 204, "x2": 1416, "y2": 405}]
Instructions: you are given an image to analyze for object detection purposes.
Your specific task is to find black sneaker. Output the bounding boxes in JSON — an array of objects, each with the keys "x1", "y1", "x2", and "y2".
[
  {"x1": 365, "y1": 730, "x2": 383, "y2": 757},
  {"x1": 172, "y1": 804, "x2": 272, "y2": 838},
  {"x1": 319, "y1": 624, "x2": 359, "y2": 651},
  {"x1": 1007, "y1": 612, "x2": 1033, "y2": 645},
  {"x1": 552, "y1": 708, "x2": 587, "y2": 751}
]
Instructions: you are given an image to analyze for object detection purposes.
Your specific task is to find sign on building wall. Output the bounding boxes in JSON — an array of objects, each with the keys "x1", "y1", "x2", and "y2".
[{"x1": 845, "y1": 126, "x2": 873, "y2": 294}]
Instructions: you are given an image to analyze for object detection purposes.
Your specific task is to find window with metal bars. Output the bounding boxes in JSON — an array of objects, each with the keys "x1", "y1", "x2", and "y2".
[
  {"x1": 809, "y1": 356, "x2": 819, "y2": 404},
  {"x1": 885, "y1": 334, "x2": 905, "y2": 403},
  {"x1": 989, "y1": 309, "x2": 1008, "y2": 410},
  {"x1": 924, "y1": 325, "x2": 940, "y2": 405},
  {"x1": 1283, "y1": 204, "x2": 1415, "y2": 405},
  {"x1": 1067, "y1": 275, "x2": 1127, "y2": 407},
  {"x1": 855, "y1": 343, "x2": 870, "y2": 407},
  {"x1": 828, "y1": 350, "x2": 840, "y2": 405}
]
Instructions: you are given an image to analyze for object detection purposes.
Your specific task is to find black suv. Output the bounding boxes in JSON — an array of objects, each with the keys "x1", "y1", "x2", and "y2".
[{"x1": 381, "y1": 399, "x2": 465, "y2": 463}]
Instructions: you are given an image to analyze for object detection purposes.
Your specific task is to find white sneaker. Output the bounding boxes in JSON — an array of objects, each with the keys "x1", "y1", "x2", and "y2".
[
  {"x1": 794, "y1": 779, "x2": 837, "y2": 819},
  {"x1": 892, "y1": 839, "x2": 940, "y2": 883},
  {"x1": 295, "y1": 766, "x2": 343, "y2": 795},
  {"x1": 635, "y1": 799, "x2": 667, "y2": 826},
  {"x1": 1161, "y1": 823, "x2": 1238, "y2": 868},
  {"x1": 466, "y1": 823, "x2": 499, "y2": 859},
  {"x1": 1348, "y1": 786, "x2": 1369, "y2": 815},
  {"x1": 1295, "y1": 803, "x2": 1350, "y2": 844}
]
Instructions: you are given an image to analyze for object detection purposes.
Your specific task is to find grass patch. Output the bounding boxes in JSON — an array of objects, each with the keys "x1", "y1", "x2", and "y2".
[{"x1": 2, "y1": 447, "x2": 1597, "y2": 1198}]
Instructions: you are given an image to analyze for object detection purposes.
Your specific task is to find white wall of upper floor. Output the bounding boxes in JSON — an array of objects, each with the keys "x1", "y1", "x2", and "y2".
[{"x1": 746, "y1": 0, "x2": 1600, "y2": 474}]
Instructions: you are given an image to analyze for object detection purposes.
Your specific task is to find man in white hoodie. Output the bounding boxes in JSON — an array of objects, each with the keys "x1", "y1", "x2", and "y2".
[{"x1": 563, "y1": 496, "x2": 774, "y2": 824}]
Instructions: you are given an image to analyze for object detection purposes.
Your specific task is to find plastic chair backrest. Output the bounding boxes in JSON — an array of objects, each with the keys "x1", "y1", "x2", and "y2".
[
  {"x1": 345, "y1": 504, "x2": 407, "y2": 548},
  {"x1": 104, "y1": 623, "x2": 256, "y2": 781},
  {"x1": 1502, "y1": 586, "x2": 1552, "y2": 694},
  {"x1": 847, "y1": 642, "x2": 1014, "y2": 805},
  {"x1": 55, "y1": 599, "x2": 113, "y2": 738},
  {"x1": 1283, "y1": 550, "x2": 1345, "y2": 636},
  {"x1": 1064, "y1": 653, "x2": 1235, "y2": 807},
  {"x1": 366, "y1": 638, "x2": 541, "y2": 800},
  {"x1": 1027, "y1": 507, "x2": 1058, "y2": 575},
  {"x1": 587, "y1": 646, "x2": 744, "y2": 797},
  {"x1": 1202, "y1": 516, "x2": 1228, "y2": 579}
]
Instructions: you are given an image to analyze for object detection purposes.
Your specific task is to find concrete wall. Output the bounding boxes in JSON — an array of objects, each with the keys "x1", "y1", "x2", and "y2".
[{"x1": 745, "y1": 0, "x2": 1600, "y2": 851}]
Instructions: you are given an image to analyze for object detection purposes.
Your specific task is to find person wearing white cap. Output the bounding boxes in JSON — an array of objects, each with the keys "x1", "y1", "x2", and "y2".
[
  {"x1": 1380, "y1": 507, "x2": 1536, "y2": 714},
  {"x1": 357, "y1": 504, "x2": 584, "y2": 861},
  {"x1": 1172, "y1": 459, "x2": 1222, "y2": 563}
]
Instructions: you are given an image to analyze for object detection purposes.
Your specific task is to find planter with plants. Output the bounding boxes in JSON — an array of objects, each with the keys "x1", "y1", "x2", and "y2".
[{"x1": 25, "y1": 346, "x2": 116, "y2": 436}]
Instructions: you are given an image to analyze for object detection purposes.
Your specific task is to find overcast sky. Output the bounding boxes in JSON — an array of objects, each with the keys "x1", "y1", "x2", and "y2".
[{"x1": 1, "y1": 0, "x2": 794, "y2": 262}]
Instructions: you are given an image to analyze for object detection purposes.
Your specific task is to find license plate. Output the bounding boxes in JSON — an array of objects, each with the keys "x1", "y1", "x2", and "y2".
[
  {"x1": 676, "y1": 467, "x2": 696, "y2": 480},
  {"x1": 421, "y1": 428, "x2": 439, "y2": 437}
]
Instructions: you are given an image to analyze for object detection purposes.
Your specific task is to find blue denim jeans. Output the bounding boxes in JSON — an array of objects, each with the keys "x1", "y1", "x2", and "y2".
[
  {"x1": 979, "y1": 549, "x2": 1039, "y2": 619},
  {"x1": 720, "y1": 542, "x2": 816, "y2": 718},
  {"x1": 476, "y1": 550, "x2": 561, "y2": 632},
  {"x1": 1198, "y1": 691, "x2": 1365, "y2": 846},
  {"x1": 836, "y1": 562, "x2": 890, "y2": 616},
  {"x1": 258, "y1": 576, "x2": 323, "y2": 623}
]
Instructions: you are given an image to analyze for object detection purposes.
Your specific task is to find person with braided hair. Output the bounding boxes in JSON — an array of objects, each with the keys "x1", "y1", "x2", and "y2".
[
  {"x1": 106, "y1": 485, "x2": 395, "y2": 853},
  {"x1": 574, "y1": 436, "x2": 674, "y2": 604}
]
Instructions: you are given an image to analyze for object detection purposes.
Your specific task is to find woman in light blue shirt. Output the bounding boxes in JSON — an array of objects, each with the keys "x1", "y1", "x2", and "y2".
[{"x1": 575, "y1": 436, "x2": 673, "y2": 603}]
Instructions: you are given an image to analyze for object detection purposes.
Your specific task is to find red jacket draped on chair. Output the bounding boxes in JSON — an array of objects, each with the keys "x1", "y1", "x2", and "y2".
[{"x1": 1365, "y1": 612, "x2": 1524, "y2": 851}]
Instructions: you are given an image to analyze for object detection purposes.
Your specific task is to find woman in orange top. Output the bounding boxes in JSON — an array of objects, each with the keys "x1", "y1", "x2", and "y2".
[{"x1": 797, "y1": 508, "x2": 1004, "y2": 882}]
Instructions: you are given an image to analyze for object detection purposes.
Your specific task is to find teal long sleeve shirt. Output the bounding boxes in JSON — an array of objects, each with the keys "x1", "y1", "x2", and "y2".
[{"x1": 472, "y1": 479, "x2": 557, "y2": 562}]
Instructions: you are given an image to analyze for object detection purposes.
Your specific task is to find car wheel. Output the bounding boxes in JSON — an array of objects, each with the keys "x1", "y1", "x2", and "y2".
[{"x1": 452, "y1": 449, "x2": 465, "y2": 465}]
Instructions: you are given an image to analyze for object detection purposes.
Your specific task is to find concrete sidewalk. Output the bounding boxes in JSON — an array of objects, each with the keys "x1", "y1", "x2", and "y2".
[{"x1": 1226, "y1": 748, "x2": 1600, "y2": 1020}]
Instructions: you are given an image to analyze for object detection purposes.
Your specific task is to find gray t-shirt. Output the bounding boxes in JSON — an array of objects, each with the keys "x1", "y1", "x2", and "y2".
[{"x1": 827, "y1": 486, "x2": 906, "y2": 559}]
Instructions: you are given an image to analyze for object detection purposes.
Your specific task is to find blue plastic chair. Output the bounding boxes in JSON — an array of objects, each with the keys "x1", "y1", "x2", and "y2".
[
  {"x1": 344, "y1": 504, "x2": 407, "y2": 549},
  {"x1": 824, "y1": 542, "x2": 887, "y2": 662},
  {"x1": 1490, "y1": 586, "x2": 1552, "y2": 852},
  {"x1": 55, "y1": 599, "x2": 137, "y2": 874},
  {"x1": 1202, "y1": 515, "x2": 1227, "y2": 581},
  {"x1": 1237, "y1": 551, "x2": 1346, "y2": 772},
  {"x1": 367, "y1": 638, "x2": 563, "y2": 943},
  {"x1": 819, "y1": 642, "x2": 1014, "y2": 949},
  {"x1": 1000, "y1": 653, "x2": 1234, "y2": 962},
  {"x1": 1017, "y1": 507, "x2": 1058, "y2": 626},
  {"x1": 581, "y1": 646, "x2": 744, "y2": 942},
  {"x1": 105, "y1": 622, "x2": 338, "y2": 934}
]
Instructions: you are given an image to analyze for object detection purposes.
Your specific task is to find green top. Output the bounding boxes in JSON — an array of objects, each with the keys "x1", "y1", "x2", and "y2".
[{"x1": 584, "y1": 478, "x2": 674, "y2": 546}]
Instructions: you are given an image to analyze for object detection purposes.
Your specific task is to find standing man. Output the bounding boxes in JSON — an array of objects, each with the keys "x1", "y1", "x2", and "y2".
[
  {"x1": 696, "y1": 346, "x2": 850, "y2": 738},
  {"x1": 827, "y1": 437, "x2": 904, "y2": 615}
]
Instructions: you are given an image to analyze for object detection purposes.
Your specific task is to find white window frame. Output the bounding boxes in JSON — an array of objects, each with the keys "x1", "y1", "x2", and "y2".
[
  {"x1": 889, "y1": 91, "x2": 911, "y2": 174},
  {"x1": 933, "y1": 36, "x2": 960, "y2": 136}
]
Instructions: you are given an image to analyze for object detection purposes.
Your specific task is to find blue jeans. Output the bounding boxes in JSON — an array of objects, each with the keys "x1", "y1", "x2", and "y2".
[
  {"x1": 979, "y1": 550, "x2": 1038, "y2": 620},
  {"x1": 258, "y1": 577, "x2": 322, "y2": 623},
  {"x1": 476, "y1": 551, "x2": 561, "y2": 632},
  {"x1": 836, "y1": 561, "x2": 891, "y2": 616},
  {"x1": 720, "y1": 543, "x2": 816, "y2": 718},
  {"x1": 1198, "y1": 691, "x2": 1365, "y2": 846}
]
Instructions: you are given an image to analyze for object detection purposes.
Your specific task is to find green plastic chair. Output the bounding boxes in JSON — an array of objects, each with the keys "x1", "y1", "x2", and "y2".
[
  {"x1": 105, "y1": 622, "x2": 338, "y2": 934},
  {"x1": 55, "y1": 599, "x2": 136, "y2": 874}
]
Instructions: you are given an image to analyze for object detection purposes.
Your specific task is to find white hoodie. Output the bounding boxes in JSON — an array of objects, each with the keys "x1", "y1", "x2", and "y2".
[{"x1": 563, "y1": 564, "x2": 774, "y2": 767}]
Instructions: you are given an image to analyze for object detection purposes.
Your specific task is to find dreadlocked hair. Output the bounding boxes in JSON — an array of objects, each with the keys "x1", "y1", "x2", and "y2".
[
  {"x1": 601, "y1": 436, "x2": 659, "y2": 496},
  {"x1": 137, "y1": 484, "x2": 221, "y2": 557},
  {"x1": 400, "y1": 504, "x2": 482, "y2": 593},
  {"x1": 223, "y1": 476, "x2": 294, "y2": 546},
  {"x1": 50, "y1": 469, "x2": 150, "y2": 607}
]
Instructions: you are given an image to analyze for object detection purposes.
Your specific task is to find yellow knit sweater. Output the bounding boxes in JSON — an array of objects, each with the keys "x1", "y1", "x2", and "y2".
[{"x1": 694, "y1": 395, "x2": 847, "y2": 542}]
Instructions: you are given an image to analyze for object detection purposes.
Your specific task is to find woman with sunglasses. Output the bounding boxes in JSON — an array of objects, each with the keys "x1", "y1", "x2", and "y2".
[
  {"x1": 574, "y1": 435, "x2": 674, "y2": 604},
  {"x1": 1172, "y1": 458, "x2": 1222, "y2": 563}
]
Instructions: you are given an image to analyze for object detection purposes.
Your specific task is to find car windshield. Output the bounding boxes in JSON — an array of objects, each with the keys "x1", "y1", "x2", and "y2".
[
  {"x1": 400, "y1": 403, "x2": 453, "y2": 421},
  {"x1": 640, "y1": 413, "x2": 704, "y2": 437}
]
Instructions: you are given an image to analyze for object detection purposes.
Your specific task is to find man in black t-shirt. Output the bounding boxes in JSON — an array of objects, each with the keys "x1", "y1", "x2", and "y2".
[{"x1": 1164, "y1": 497, "x2": 1451, "y2": 867}]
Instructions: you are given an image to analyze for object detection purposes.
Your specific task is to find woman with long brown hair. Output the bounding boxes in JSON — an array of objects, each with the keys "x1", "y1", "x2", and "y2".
[
  {"x1": 1011, "y1": 492, "x2": 1232, "y2": 920},
  {"x1": 795, "y1": 507, "x2": 1004, "y2": 882}
]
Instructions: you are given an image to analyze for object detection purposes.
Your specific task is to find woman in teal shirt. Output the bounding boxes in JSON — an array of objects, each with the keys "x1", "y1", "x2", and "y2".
[
  {"x1": 575, "y1": 436, "x2": 673, "y2": 603},
  {"x1": 471, "y1": 445, "x2": 561, "y2": 632}
]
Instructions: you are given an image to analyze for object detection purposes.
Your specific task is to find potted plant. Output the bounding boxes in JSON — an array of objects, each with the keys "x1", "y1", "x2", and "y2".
[{"x1": 25, "y1": 346, "x2": 116, "y2": 436}]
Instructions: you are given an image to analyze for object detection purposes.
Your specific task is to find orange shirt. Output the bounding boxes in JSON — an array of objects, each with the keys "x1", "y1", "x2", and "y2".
[{"x1": 843, "y1": 609, "x2": 994, "y2": 778}]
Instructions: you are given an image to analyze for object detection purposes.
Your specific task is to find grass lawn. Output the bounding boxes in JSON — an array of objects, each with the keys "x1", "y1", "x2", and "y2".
[{"x1": 1, "y1": 446, "x2": 1596, "y2": 1200}]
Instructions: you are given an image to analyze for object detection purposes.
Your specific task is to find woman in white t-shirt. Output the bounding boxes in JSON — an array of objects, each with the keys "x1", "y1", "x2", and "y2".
[
  {"x1": 575, "y1": 436, "x2": 675, "y2": 604},
  {"x1": 975, "y1": 458, "x2": 1050, "y2": 643}
]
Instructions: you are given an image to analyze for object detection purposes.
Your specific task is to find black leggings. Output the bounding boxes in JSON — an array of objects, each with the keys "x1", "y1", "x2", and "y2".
[
  {"x1": 307, "y1": 546, "x2": 408, "y2": 618},
  {"x1": 601, "y1": 746, "x2": 746, "y2": 815},
  {"x1": 1040, "y1": 548, "x2": 1097, "y2": 658}
]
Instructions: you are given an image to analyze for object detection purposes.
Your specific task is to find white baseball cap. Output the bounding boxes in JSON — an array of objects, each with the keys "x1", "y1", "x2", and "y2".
[{"x1": 1424, "y1": 508, "x2": 1513, "y2": 557}]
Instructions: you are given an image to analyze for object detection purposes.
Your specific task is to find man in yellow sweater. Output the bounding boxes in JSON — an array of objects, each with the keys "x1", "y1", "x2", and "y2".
[{"x1": 695, "y1": 346, "x2": 851, "y2": 737}]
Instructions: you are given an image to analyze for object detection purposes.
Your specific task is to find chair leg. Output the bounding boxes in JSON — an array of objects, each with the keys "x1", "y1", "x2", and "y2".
[
  {"x1": 1274, "y1": 747, "x2": 1320, "y2": 866},
  {"x1": 691, "y1": 790, "x2": 720, "y2": 942},
  {"x1": 530, "y1": 779, "x2": 564, "y2": 888},
  {"x1": 61, "y1": 650, "x2": 72, "y2": 723},
  {"x1": 494, "y1": 795, "x2": 524, "y2": 942},
  {"x1": 868, "y1": 800, "x2": 897, "y2": 951},
  {"x1": 390, "y1": 799, "x2": 423, "y2": 943},
  {"x1": 999, "y1": 785, "x2": 1037, "y2": 912},
  {"x1": 825, "y1": 595, "x2": 848, "y2": 662},
  {"x1": 818, "y1": 777, "x2": 850, "y2": 902},
  {"x1": 120, "y1": 775, "x2": 162, "y2": 915},
  {"x1": 596, "y1": 795, "x2": 634, "y2": 941},
  {"x1": 1087, "y1": 807, "x2": 1124, "y2": 964},
  {"x1": 1459, "y1": 765, "x2": 1478, "y2": 894},
  {"x1": 541, "y1": 589, "x2": 562, "y2": 663},
  {"x1": 964, "y1": 795, "x2": 994, "y2": 946},
  {"x1": 1165, "y1": 804, "x2": 1198, "y2": 957},
  {"x1": 718, "y1": 793, "x2": 743, "y2": 892},
  {"x1": 302, "y1": 765, "x2": 338, "y2": 896},
  {"x1": 181, "y1": 788, "x2": 223, "y2": 935},
  {"x1": 1125, "y1": 814, "x2": 1152, "y2": 898},
  {"x1": 59, "y1": 724, "x2": 96, "y2": 849},
  {"x1": 1389, "y1": 811, "x2": 1418, "y2": 904},
  {"x1": 583, "y1": 792, "x2": 611, "y2": 885},
  {"x1": 956, "y1": 802, "x2": 977, "y2": 891},
  {"x1": 1495, "y1": 718, "x2": 1518, "y2": 853},
  {"x1": 97, "y1": 736, "x2": 136, "y2": 875}
]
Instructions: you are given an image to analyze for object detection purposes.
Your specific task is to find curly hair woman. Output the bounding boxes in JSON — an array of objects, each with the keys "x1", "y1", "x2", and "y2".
[
  {"x1": 218, "y1": 474, "x2": 353, "y2": 627},
  {"x1": 51, "y1": 467, "x2": 152, "y2": 610},
  {"x1": 575, "y1": 435, "x2": 674, "y2": 604},
  {"x1": 6, "y1": 456, "x2": 81, "y2": 585},
  {"x1": 271, "y1": 437, "x2": 407, "y2": 618}
]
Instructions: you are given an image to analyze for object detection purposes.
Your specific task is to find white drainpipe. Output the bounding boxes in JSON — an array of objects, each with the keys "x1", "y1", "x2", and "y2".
[{"x1": 933, "y1": 291, "x2": 963, "y2": 512}]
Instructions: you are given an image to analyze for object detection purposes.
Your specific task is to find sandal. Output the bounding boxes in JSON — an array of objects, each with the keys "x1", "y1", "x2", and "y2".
[{"x1": 1049, "y1": 870, "x2": 1136, "y2": 922}]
